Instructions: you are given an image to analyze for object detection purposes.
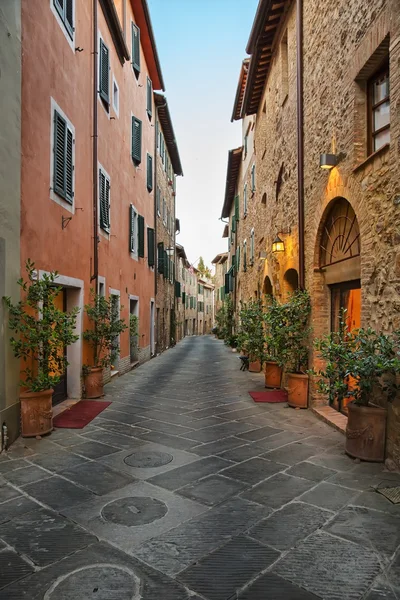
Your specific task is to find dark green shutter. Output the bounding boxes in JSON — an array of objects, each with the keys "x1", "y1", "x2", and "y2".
[
  {"x1": 132, "y1": 23, "x2": 140, "y2": 73},
  {"x1": 54, "y1": 111, "x2": 66, "y2": 198},
  {"x1": 99, "y1": 39, "x2": 110, "y2": 105},
  {"x1": 163, "y1": 251, "x2": 168, "y2": 278},
  {"x1": 131, "y1": 116, "x2": 142, "y2": 164},
  {"x1": 175, "y1": 281, "x2": 181, "y2": 298},
  {"x1": 147, "y1": 77, "x2": 153, "y2": 118},
  {"x1": 147, "y1": 227, "x2": 155, "y2": 266},
  {"x1": 243, "y1": 243, "x2": 247, "y2": 272},
  {"x1": 99, "y1": 170, "x2": 110, "y2": 232},
  {"x1": 251, "y1": 164, "x2": 256, "y2": 191},
  {"x1": 231, "y1": 216, "x2": 236, "y2": 233},
  {"x1": 138, "y1": 215, "x2": 145, "y2": 257},
  {"x1": 224, "y1": 273, "x2": 229, "y2": 294},
  {"x1": 232, "y1": 255, "x2": 235, "y2": 274},
  {"x1": 65, "y1": 128, "x2": 73, "y2": 203},
  {"x1": 236, "y1": 246, "x2": 240, "y2": 271},
  {"x1": 129, "y1": 204, "x2": 135, "y2": 252},
  {"x1": 157, "y1": 242, "x2": 164, "y2": 274},
  {"x1": 147, "y1": 154, "x2": 153, "y2": 191},
  {"x1": 234, "y1": 195, "x2": 239, "y2": 221},
  {"x1": 182, "y1": 291, "x2": 186, "y2": 303}
]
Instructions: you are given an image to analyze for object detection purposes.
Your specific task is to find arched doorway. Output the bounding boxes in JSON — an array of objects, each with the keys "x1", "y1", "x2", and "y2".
[
  {"x1": 318, "y1": 197, "x2": 361, "y2": 413},
  {"x1": 283, "y1": 268, "x2": 299, "y2": 299},
  {"x1": 263, "y1": 275, "x2": 273, "y2": 296}
]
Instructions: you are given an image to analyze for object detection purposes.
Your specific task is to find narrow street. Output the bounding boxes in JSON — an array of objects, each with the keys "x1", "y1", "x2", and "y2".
[{"x1": 1, "y1": 337, "x2": 399, "y2": 599}]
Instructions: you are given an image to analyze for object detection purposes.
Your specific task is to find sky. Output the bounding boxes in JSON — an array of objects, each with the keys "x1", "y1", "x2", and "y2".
[{"x1": 148, "y1": 0, "x2": 259, "y2": 271}]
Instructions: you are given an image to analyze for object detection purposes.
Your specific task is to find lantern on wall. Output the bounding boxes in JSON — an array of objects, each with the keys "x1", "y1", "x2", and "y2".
[{"x1": 272, "y1": 235, "x2": 285, "y2": 253}]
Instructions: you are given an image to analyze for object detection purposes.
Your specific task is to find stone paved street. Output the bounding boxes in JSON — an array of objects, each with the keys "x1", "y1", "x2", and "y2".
[{"x1": 1, "y1": 337, "x2": 400, "y2": 599}]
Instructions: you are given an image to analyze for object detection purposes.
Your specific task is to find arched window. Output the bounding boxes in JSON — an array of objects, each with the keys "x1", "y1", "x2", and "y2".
[{"x1": 320, "y1": 198, "x2": 360, "y2": 268}]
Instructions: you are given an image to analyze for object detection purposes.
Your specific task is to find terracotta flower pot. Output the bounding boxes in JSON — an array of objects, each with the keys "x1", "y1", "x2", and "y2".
[
  {"x1": 249, "y1": 359, "x2": 262, "y2": 373},
  {"x1": 20, "y1": 389, "x2": 53, "y2": 438},
  {"x1": 287, "y1": 372, "x2": 309, "y2": 408},
  {"x1": 265, "y1": 361, "x2": 282, "y2": 388},
  {"x1": 84, "y1": 367, "x2": 104, "y2": 399},
  {"x1": 345, "y1": 402, "x2": 387, "y2": 462}
]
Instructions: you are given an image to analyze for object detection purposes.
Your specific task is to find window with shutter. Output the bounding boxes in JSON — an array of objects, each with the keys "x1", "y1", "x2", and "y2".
[
  {"x1": 138, "y1": 215, "x2": 145, "y2": 258},
  {"x1": 99, "y1": 169, "x2": 110, "y2": 232},
  {"x1": 175, "y1": 281, "x2": 181, "y2": 298},
  {"x1": 146, "y1": 77, "x2": 153, "y2": 118},
  {"x1": 162, "y1": 198, "x2": 166, "y2": 224},
  {"x1": 53, "y1": 110, "x2": 74, "y2": 204},
  {"x1": 99, "y1": 39, "x2": 110, "y2": 107},
  {"x1": 147, "y1": 227, "x2": 155, "y2": 267},
  {"x1": 156, "y1": 187, "x2": 161, "y2": 215},
  {"x1": 157, "y1": 242, "x2": 164, "y2": 274},
  {"x1": 147, "y1": 154, "x2": 153, "y2": 191},
  {"x1": 243, "y1": 240, "x2": 247, "y2": 272},
  {"x1": 250, "y1": 229, "x2": 255, "y2": 265},
  {"x1": 243, "y1": 184, "x2": 248, "y2": 216},
  {"x1": 131, "y1": 23, "x2": 140, "y2": 73},
  {"x1": 163, "y1": 251, "x2": 168, "y2": 279},
  {"x1": 224, "y1": 273, "x2": 230, "y2": 294},
  {"x1": 131, "y1": 116, "x2": 142, "y2": 164},
  {"x1": 251, "y1": 164, "x2": 256, "y2": 192},
  {"x1": 54, "y1": 0, "x2": 74, "y2": 40},
  {"x1": 234, "y1": 195, "x2": 239, "y2": 222},
  {"x1": 182, "y1": 291, "x2": 186, "y2": 304},
  {"x1": 231, "y1": 215, "x2": 236, "y2": 234},
  {"x1": 129, "y1": 204, "x2": 137, "y2": 253},
  {"x1": 236, "y1": 246, "x2": 241, "y2": 271}
]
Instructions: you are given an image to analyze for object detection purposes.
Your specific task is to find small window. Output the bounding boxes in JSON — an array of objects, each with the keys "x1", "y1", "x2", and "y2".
[
  {"x1": 131, "y1": 116, "x2": 142, "y2": 164},
  {"x1": 156, "y1": 187, "x2": 161, "y2": 216},
  {"x1": 112, "y1": 78, "x2": 119, "y2": 116},
  {"x1": 131, "y1": 23, "x2": 140, "y2": 74},
  {"x1": 53, "y1": 110, "x2": 74, "y2": 204},
  {"x1": 251, "y1": 164, "x2": 256, "y2": 192},
  {"x1": 281, "y1": 30, "x2": 288, "y2": 102},
  {"x1": 244, "y1": 134, "x2": 248, "y2": 158},
  {"x1": 250, "y1": 228, "x2": 255, "y2": 265},
  {"x1": 99, "y1": 39, "x2": 110, "y2": 109},
  {"x1": 99, "y1": 168, "x2": 110, "y2": 233},
  {"x1": 162, "y1": 198, "x2": 166, "y2": 224},
  {"x1": 129, "y1": 204, "x2": 138, "y2": 254},
  {"x1": 369, "y1": 64, "x2": 390, "y2": 153},
  {"x1": 54, "y1": 0, "x2": 74, "y2": 40},
  {"x1": 147, "y1": 227, "x2": 155, "y2": 267},
  {"x1": 243, "y1": 183, "x2": 248, "y2": 216},
  {"x1": 146, "y1": 154, "x2": 153, "y2": 191},
  {"x1": 243, "y1": 240, "x2": 247, "y2": 272},
  {"x1": 146, "y1": 77, "x2": 153, "y2": 119}
]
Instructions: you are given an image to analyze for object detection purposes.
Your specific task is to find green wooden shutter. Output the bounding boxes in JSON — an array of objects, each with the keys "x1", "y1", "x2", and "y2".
[
  {"x1": 234, "y1": 195, "x2": 239, "y2": 221},
  {"x1": 65, "y1": 128, "x2": 73, "y2": 203},
  {"x1": 232, "y1": 255, "x2": 235, "y2": 274},
  {"x1": 251, "y1": 164, "x2": 256, "y2": 192},
  {"x1": 146, "y1": 77, "x2": 153, "y2": 118},
  {"x1": 157, "y1": 242, "x2": 164, "y2": 274},
  {"x1": 138, "y1": 215, "x2": 145, "y2": 257},
  {"x1": 231, "y1": 215, "x2": 236, "y2": 234},
  {"x1": 131, "y1": 116, "x2": 142, "y2": 164},
  {"x1": 163, "y1": 251, "x2": 168, "y2": 278},
  {"x1": 131, "y1": 23, "x2": 140, "y2": 73},
  {"x1": 129, "y1": 204, "x2": 135, "y2": 252},
  {"x1": 243, "y1": 243, "x2": 247, "y2": 272},
  {"x1": 224, "y1": 273, "x2": 230, "y2": 294},
  {"x1": 236, "y1": 246, "x2": 240, "y2": 271},
  {"x1": 99, "y1": 170, "x2": 110, "y2": 232},
  {"x1": 99, "y1": 39, "x2": 110, "y2": 105},
  {"x1": 53, "y1": 111, "x2": 66, "y2": 198},
  {"x1": 175, "y1": 281, "x2": 181, "y2": 298},
  {"x1": 147, "y1": 227, "x2": 155, "y2": 266},
  {"x1": 147, "y1": 154, "x2": 153, "y2": 191},
  {"x1": 182, "y1": 291, "x2": 186, "y2": 303}
]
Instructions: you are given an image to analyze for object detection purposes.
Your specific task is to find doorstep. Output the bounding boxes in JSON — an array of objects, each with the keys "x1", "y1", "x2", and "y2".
[
  {"x1": 311, "y1": 405, "x2": 347, "y2": 434},
  {"x1": 53, "y1": 398, "x2": 80, "y2": 418},
  {"x1": 130, "y1": 361, "x2": 139, "y2": 370},
  {"x1": 110, "y1": 370, "x2": 119, "y2": 379}
]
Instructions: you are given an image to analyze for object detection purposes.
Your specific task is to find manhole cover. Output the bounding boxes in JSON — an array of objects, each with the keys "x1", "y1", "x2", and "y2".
[
  {"x1": 44, "y1": 565, "x2": 139, "y2": 599},
  {"x1": 124, "y1": 450, "x2": 173, "y2": 468},
  {"x1": 101, "y1": 497, "x2": 168, "y2": 526}
]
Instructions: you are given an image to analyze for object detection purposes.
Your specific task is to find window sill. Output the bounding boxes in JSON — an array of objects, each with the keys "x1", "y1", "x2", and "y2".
[{"x1": 353, "y1": 143, "x2": 390, "y2": 173}]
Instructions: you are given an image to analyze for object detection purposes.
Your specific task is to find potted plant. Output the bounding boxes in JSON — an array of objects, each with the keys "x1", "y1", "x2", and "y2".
[
  {"x1": 264, "y1": 297, "x2": 285, "y2": 388},
  {"x1": 83, "y1": 291, "x2": 127, "y2": 398},
  {"x1": 238, "y1": 300, "x2": 265, "y2": 372},
  {"x1": 129, "y1": 314, "x2": 139, "y2": 363},
  {"x1": 3, "y1": 260, "x2": 79, "y2": 437},
  {"x1": 344, "y1": 328, "x2": 399, "y2": 462},
  {"x1": 281, "y1": 290, "x2": 312, "y2": 408}
]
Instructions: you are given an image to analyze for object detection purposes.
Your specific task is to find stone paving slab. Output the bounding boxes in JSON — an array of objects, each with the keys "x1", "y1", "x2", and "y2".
[
  {"x1": 0, "y1": 496, "x2": 41, "y2": 524},
  {"x1": 298, "y1": 481, "x2": 359, "y2": 512},
  {"x1": 0, "y1": 541, "x2": 193, "y2": 600},
  {"x1": 241, "y1": 472, "x2": 315, "y2": 508},
  {"x1": 23, "y1": 475, "x2": 96, "y2": 511},
  {"x1": 61, "y1": 461, "x2": 136, "y2": 495},
  {"x1": 3, "y1": 465, "x2": 51, "y2": 487},
  {"x1": 0, "y1": 550, "x2": 34, "y2": 590},
  {"x1": 98, "y1": 442, "x2": 200, "y2": 480},
  {"x1": 263, "y1": 442, "x2": 319, "y2": 466},
  {"x1": 0, "y1": 482, "x2": 22, "y2": 502},
  {"x1": 286, "y1": 460, "x2": 337, "y2": 482},
  {"x1": 148, "y1": 455, "x2": 232, "y2": 491},
  {"x1": 62, "y1": 481, "x2": 207, "y2": 552},
  {"x1": 221, "y1": 457, "x2": 286, "y2": 486},
  {"x1": 190, "y1": 436, "x2": 247, "y2": 456},
  {"x1": 178, "y1": 535, "x2": 280, "y2": 600},
  {"x1": 28, "y1": 449, "x2": 89, "y2": 473},
  {"x1": 177, "y1": 474, "x2": 247, "y2": 506},
  {"x1": 238, "y1": 572, "x2": 322, "y2": 599}
]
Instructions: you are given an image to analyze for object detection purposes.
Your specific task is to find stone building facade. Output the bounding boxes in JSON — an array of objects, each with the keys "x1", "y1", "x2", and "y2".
[
  {"x1": 154, "y1": 94, "x2": 183, "y2": 353},
  {"x1": 211, "y1": 252, "x2": 228, "y2": 313},
  {"x1": 221, "y1": 0, "x2": 400, "y2": 466},
  {"x1": 175, "y1": 244, "x2": 198, "y2": 339},
  {"x1": 197, "y1": 279, "x2": 214, "y2": 334}
]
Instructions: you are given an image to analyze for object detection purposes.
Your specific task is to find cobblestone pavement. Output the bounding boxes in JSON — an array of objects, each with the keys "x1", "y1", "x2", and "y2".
[{"x1": 1, "y1": 336, "x2": 400, "y2": 599}]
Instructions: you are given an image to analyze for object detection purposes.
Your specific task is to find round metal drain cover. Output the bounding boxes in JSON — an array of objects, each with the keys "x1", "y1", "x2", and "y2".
[
  {"x1": 124, "y1": 450, "x2": 173, "y2": 468},
  {"x1": 101, "y1": 496, "x2": 168, "y2": 526},
  {"x1": 44, "y1": 565, "x2": 139, "y2": 599}
]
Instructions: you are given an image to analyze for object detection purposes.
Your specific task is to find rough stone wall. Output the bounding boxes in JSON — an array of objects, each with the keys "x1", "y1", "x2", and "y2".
[
  {"x1": 155, "y1": 119, "x2": 176, "y2": 353},
  {"x1": 303, "y1": 0, "x2": 400, "y2": 465}
]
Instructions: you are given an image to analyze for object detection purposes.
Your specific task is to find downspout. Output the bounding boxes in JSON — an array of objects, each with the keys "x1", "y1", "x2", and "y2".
[
  {"x1": 91, "y1": 0, "x2": 99, "y2": 290},
  {"x1": 296, "y1": 0, "x2": 305, "y2": 289}
]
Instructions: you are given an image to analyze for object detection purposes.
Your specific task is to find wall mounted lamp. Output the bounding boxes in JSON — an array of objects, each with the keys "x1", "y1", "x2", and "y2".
[
  {"x1": 165, "y1": 247, "x2": 175, "y2": 257},
  {"x1": 272, "y1": 235, "x2": 285, "y2": 253},
  {"x1": 319, "y1": 153, "x2": 337, "y2": 170}
]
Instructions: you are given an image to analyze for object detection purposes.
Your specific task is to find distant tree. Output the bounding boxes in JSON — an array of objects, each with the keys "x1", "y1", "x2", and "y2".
[{"x1": 197, "y1": 256, "x2": 212, "y2": 279}]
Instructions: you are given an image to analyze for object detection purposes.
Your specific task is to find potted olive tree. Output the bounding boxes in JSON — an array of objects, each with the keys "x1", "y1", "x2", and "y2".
[
  {"x1": 83, "y1": 292, "x2": 127, "y2": 398},
  {"x1": 281, "y1": 290, "x2": 312, "y2": 408},
  {"x1": 238, "y1": 300, "x2": 265, "y2": 372},
  {"x1": 3, "y1": 260, "x2": 79, "y2": 437},
  {"x1": 129, "y1": 314, "x2": 139, "y2": 363},
  {"x1": 344, "y1": 328, "x2": 399, "y2": 462},
  {"x1": 264, "y1": 297, "x2": 285, "y2": 388}
]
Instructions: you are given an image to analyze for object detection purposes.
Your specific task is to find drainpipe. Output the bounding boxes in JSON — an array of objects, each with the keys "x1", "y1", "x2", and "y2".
[
  {"x1": 296, "y1": 0, "x2": 305, "y2": 290},
  {"x1": 91, "y1": 0, "x2": 99, "y2": 290}
]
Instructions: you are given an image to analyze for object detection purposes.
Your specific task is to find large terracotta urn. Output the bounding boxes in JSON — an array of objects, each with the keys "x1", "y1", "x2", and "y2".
[
  {"x1": 265, "y1": 361, "x2": 282, "y2": 388},
  {"x1": 287, "y1": 373, "x2": 309, "y2": 408},
  {"x1": 20, "y1": 389, "x2": 53, "y2": 437},
  {"x1": 84, "y1": 367, "x2": 104, "y2": 399},
  {"x1": 345, "y1": 402, "x2": 387, "y2": 462}
]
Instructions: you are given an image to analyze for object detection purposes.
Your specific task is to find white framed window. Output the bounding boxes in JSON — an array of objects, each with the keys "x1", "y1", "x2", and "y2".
[
  {"x1": 251, "y1": 163, "x2": 256, "y2": 192},
  {"x1": 243, "y1": 183, "x2": 248, "y2": 216},
  {"x1": 51, "y1": 0, "x2": 75, "y2": 50},
  {"x1": 250, "y1": 228, "x2": 255, "y2": 265},
  {"x1": 163, "y1": 198, "x2": 167, "y2": 225},
  {"x1": 243, "y1": 239, "x2": 247, "y2": 272},
  {"x1": 98, "y1": 33, "x2": 110, "y2": 117},
  {"x1": 129, "y1": 204, "x2": 139, "y2": 256},
  {"x1": 98, "y1": 163, "x2": 111, "y2": 235},
  {"x1": 112, "y1": 76, "x2": 119, "y2": 117},
  {"x1": 50, "y1": 98, "x2": 75, "y2": 214},
  {"x1": 156, "y1": 187, "x2": 161, "y2": 216}
]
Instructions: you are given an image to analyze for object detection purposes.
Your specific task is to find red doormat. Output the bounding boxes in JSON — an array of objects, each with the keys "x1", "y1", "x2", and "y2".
[
  {"x1": 249, "y1": 390, "x2": 288, "y2": 403},
  {"x1": 53, "y1": 400, "x2": 112, "y2": 429}
]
